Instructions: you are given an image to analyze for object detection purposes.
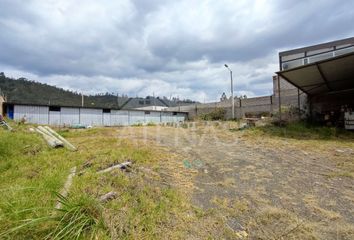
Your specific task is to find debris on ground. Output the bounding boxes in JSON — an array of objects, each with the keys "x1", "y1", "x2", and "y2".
[
  {"x1": 183, "y1": 159, "x2": 204, "y2": 169},
  {"x1": 35, "y1": 126, "x2": 64, "y2": 148},
  {"x1": 55, "y1": 167, "x2": 77, "y2": 209},
  {"x1": 0, "y1": 115, "x2": 13, "y2": 131},
  {"x1": 97, "y1": 161, "x2": 132, "y2": 174},
  {"x1": 32, "y1": 126, "x2": 77, "y2": 150},
  {"x1": 44, "y1": 126, "x2": 77, "y2": 151},
  {"x1": 69, "y1": 124, "x2": 87, "y2": 129},
  {"x1": 99, "y1": 191, "x2": 118, "y2": 203}
]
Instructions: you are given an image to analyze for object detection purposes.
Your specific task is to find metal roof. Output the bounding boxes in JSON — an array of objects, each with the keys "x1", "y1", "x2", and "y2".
[
  {"x1": 277, "y1": 52, "x2": 354, "y2": 96},
  {"x1": 279, "y1": 37, "x2": 354, "y2": 57},
  {"x1": 3, "y1": 102, "x2": 188, "y2": 113}
]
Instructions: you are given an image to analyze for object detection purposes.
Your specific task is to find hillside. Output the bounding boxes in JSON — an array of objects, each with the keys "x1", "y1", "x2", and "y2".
[
  {"x1": 0, "y1": 73, "x2": 129, "y2": 108},
  {"x1": 0, "y1": 73, "x2": 196, "y2": 109}
]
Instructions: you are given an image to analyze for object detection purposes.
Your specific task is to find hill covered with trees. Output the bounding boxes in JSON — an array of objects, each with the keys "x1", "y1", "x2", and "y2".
[{"x1": 0, "y1": 72, "x2": 196, "y2": 109}]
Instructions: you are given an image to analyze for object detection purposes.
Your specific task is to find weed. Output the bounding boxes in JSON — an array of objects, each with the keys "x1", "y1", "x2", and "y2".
[
  {"x1": 0, "y1": 126, "x2": 196, "y2": 239},
  {"x1": 200, "y1": 109, "x2": 226, "y2": 121},
  {"x1": 48, "y1": 193, "x2": 107, "y2": 239},
  {"x1": 248, "y1": 121, "x2": 354, "y2": 140}
]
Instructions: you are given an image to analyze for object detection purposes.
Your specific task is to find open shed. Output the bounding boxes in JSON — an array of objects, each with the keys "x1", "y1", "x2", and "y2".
[{"x1": 277, "y1": 52, "x2": 354, "y2": 127}]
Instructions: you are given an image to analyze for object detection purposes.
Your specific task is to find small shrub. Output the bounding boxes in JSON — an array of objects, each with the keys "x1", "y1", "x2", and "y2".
[
  {"x1": 0, "y1": 192, "x2": 107, "y2": 239},
  {"x1": 200, "y1": 109, "x2": 226, "y2": 121},
  {"x1": 48, "y1": 193, "x2": 106, "y2": 239}
]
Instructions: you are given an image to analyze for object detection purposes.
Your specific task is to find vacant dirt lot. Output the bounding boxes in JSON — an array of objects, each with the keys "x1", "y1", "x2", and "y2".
[{"x1": 117, "y1": 123, "x2": 354, "y2": 239}]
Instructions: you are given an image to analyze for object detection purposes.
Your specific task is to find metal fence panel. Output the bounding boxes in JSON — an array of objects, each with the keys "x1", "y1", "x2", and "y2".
[
  {"x1": 145, "y1": 111, "x2": 161, "y2": 123},
  {"x1": 14, "y1": 105, "x2": 49, "y2": 124},
  {"x1": 176, "y1": 113, "x2": 186, "y2": 122},
  {"x1": 49, "y1": 111, "x2": 60, "y2": 125},
  {"x1": 103, "y1": 113, "x2": 111, "y2": 126},
  {"x1": 111, "y1": 110, "x2": 129, "y2": 125},
  {"x1": 80, "y1": 108, "x2": 103, "y2": 126},
  {"x1": 161, "y1": 112, "x2": 173, "y2": 123},
  {"x1": 129, "y1": 111, "x2": 145, "y2": 124},
  {"x1": 61, "y1": 107, "x2": 80, "y2": 126}
]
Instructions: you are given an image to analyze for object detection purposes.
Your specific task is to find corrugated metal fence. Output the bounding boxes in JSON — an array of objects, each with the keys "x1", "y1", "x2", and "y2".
[{"x1": 13, "y1": 105, "x2": 186, "y2": 126}]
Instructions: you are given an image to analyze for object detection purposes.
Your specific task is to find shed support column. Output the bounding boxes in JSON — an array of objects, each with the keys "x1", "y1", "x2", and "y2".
[
  {"x1": 239, "y1": 98, "x2": 242, "y2": 119},
  {"x1": 297, "y1": 88, "x2": 301, "y2": 119},
  {"x1": 277, "y1": 75, "x2": 282, "y2": 121}
]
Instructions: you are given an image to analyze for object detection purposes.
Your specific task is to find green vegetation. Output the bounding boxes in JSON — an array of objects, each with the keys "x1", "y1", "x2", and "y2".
[
  {"x1": 0, "y1": 74, "x2": 197, "y2": 109},
  {"x1": 200, "y1": 108, "x2": 226, "y2": 121},
  {"x1": 0, "y1": 74, "x2": 129, "y2": 108},
  {"x1": 0, "y1": 124, "x2": 191, "y2": 239},
  {"x1": 248, "y1": 121, "x2": 354, "y2": 140},
  {"x1": 243, "y1": 121, "x2": 354, "y2": 179}
]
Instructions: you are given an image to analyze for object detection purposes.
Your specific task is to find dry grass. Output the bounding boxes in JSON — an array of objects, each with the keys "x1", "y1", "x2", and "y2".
[
  {"x1": 0, "y1": 124, "x2": 202, "y2": 239},
  {"x1": 3, "y1": 121, "x2": 353, "y2": 239}
]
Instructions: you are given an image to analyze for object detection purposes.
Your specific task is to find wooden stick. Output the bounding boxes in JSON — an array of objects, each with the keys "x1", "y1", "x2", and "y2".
[
  {"x1": 97, "y1": 161, "x2": 131, "y2": 174},
  {"x1": 99, "y1": 191, "x2": 117, "y2": 203},
  {"x1": 56, "y1": 167, "x2": 77, "y2": 209}
]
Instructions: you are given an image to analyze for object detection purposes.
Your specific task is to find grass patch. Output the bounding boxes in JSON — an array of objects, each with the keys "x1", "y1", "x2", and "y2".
[
  {"x1": 247, "y1": 122, "x2": 354, "y2": 140},
  {"x1": 0, "y1": 125, "x2": 194, "y2": 239}
]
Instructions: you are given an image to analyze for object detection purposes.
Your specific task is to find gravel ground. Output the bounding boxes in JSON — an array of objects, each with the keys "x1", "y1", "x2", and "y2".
[{"x1": 117, "y1": 123, "x2": 354, "y2": 239}]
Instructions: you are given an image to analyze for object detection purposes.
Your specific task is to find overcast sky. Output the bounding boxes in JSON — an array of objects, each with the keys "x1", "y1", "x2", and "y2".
[{"x1": 1, "y1": 0, "x2": 353, "y2": 102}]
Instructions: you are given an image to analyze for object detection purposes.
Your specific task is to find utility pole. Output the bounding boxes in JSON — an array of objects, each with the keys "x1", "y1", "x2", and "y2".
[
  {"x1": 224, "y1": 64, "x2": 235, "y2": 119},
  {"x1": 153, "y1": 92, "x2": 156, "y2": 110},
  {"x1": 81, "y1": 93, "x2": 84, "y2": 107},
  {"x1": 117, "y1": 93, "x2": 119, "y2": 108}
]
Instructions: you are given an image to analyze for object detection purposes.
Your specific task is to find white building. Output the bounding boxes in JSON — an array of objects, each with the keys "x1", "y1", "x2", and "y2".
[{"x1": 3, "y1": 103, "x2": 187, "y2": 126}]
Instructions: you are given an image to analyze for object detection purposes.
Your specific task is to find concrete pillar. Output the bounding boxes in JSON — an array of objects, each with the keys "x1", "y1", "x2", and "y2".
[{"x1": 0, "y1": 95, "x2": 4, "y2": 115}]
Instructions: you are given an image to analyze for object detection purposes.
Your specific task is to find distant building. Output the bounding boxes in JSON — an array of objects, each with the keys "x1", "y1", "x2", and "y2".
[
  {"x1": 277, "y1": 37, "x2": 354, "y2": 126},
  {"x1": 120, "y1": 96, "x2": 172, "y2": 111},
  {"x1": 1, "y1": 102, "x2": 187, "y2": 126}
]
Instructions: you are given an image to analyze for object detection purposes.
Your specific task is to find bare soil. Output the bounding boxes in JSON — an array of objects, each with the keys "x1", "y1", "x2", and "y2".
[{"x1": 116, "y1": 123, "x2": 354, "y2": 239}]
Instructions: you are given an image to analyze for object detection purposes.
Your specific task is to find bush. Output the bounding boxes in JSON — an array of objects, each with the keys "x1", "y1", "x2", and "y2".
[{"x1": 200, "y1": 109, "x2": 226, "y2": 121}]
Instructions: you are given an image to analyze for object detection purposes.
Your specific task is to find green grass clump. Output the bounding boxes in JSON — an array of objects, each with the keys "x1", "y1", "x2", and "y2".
[
  {"x1": 1, "y1": 192, "x2": 107, "y2": 240},
  {"x1": 248, "y1": 122, "x2": 354, "y2": 140},
  {"x1": 0, "y1": 126, "x2": 190, "y2": 239},
  {"x1": 48, "y1": 193, "x2": 107, "y2": 240},
  {"x1": 200, "y1": 109, "x2": 226, "y2": 121}
]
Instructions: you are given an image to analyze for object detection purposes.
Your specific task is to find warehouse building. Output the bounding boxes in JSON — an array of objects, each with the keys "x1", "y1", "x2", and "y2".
[
  {"x1": 2, "y1": 102, "x2": 187, "y2": 126},
  {"x1": 277, "y1": 37, "x2": 354, "y2": 128}
]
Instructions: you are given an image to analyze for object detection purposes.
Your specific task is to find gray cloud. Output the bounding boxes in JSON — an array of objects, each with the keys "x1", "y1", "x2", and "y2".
[{"x1": 0, "y1": 0, "x2": 353, "y2": 101}]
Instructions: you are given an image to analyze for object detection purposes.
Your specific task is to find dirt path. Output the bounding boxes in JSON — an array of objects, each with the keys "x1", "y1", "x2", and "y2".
[{"x1": 117, "y1": 124, "x2": 354, "y2": 239}]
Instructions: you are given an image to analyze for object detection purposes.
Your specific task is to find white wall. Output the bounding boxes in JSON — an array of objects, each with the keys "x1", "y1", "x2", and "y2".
[
  {"x1": 80, "y1": 108, "x2": 103, "y2": 126},
  {"x1": 14, "y1": 105, "x2": 49, "y2": 124},
  {"x1": 13, "y1": 104, "x2": 186, "y2": 126},
  {"x1": 49, "y1": 111, "x2": 60, "y2": 125},
  {"x1": 61, "y1": 107, "x2": 80, "y2": 125},
  {"x1": 145, "y1": 111, "x2": 161, "y2": 123},
  {"x1": 111, "y1": 110, "x2": 129, "y2": 126},
  {"x1": 129, "y1": 111, "x2": 145, "y2": 124}
]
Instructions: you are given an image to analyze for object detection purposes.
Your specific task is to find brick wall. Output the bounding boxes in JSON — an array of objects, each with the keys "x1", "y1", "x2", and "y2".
[{"x1": 168, "y1": 76, "x2": 308, "y2": 120}]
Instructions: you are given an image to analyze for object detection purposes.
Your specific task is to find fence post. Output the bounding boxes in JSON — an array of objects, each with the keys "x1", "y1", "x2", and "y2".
[
  {"x1": 239, "y1": 98, "x2": 242, "y2": 118},
  {"x1": 277, "y1": 75, "x2": 282, "y2": 121},
  {"x1": 297, "y1": 88, "x2": 301, "y2": 119}
]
